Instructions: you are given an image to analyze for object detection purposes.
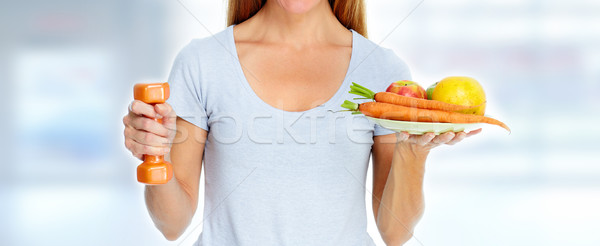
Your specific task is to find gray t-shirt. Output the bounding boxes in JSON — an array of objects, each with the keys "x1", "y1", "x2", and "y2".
[{"x1": 166, "y1": 25, "x2": 411, "y2": 246}]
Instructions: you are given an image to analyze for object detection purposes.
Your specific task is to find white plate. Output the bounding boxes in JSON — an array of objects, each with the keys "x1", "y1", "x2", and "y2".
[{"x1": 366, "y1": 116, "x2": 483, "y2": 135}]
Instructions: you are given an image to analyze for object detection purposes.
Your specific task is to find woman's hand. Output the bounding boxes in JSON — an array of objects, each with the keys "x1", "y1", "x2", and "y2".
[
  {"x1": 122, "y1": 100, "x2": 177, "y2": 160},
  {"x1": 394, "y1": 128, "x2": 482, "y2": 153}
]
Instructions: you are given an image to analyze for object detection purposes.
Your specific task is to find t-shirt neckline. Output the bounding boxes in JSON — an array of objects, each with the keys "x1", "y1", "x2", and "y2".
[{"x1": 228, "y1": 24, "x2": 357, "y2": 115}]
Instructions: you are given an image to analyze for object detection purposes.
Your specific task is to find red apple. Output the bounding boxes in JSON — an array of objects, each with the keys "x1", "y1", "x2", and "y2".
[{"x1": 386, "y1": 80, "x2": 427, "y2": 99}]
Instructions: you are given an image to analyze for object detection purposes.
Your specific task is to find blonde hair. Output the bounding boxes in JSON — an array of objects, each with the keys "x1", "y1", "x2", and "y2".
[{"x1": 227, "y1": 0, "x2": 367, "y2": 37}]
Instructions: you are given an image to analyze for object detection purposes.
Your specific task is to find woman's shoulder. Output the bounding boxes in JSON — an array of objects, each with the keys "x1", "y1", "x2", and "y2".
[
  {"x1": 352, "y1": 31, "x2": 409, "y2": 68},
  {"x1": 351, "y1": 30, "x2": 412, "y2": 80},
  {"x1": 173, "y1": 26, "x2": 234, "y2": 64}
]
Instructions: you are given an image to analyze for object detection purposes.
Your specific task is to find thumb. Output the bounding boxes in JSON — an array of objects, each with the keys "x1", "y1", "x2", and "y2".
[
  {"x1": 395, "y1": 132, "x2": 409, "y2": 143},
  {"x1": 155, "y1": 103, "x2": 177, "y2": 127}
]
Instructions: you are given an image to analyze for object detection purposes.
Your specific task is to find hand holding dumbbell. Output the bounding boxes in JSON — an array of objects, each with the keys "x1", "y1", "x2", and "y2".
[{"x1": 127, "y1": 82, "x2": 173, "y2": 184}]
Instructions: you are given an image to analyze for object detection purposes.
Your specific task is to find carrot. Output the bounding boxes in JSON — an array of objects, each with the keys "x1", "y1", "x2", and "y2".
[
  {"x1": 349, "y1": 82, "x2": 483, "y2": 112},
  {"x1": 341, "y1": 100, "x2": 510, "y2": 132},
  {"x1": 375, "y1": 91, "x2": 484, "y2": 111}
]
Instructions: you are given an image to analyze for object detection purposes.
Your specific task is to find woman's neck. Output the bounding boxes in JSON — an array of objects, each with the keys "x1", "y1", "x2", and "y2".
[{"x1": 237, "y1": 0, "x2": 350, "y2": 47}]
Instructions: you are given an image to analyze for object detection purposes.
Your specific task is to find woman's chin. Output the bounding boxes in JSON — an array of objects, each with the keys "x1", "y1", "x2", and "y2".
[{"x1": 278, "y1": 0, "x2": 321, "y2": 14}]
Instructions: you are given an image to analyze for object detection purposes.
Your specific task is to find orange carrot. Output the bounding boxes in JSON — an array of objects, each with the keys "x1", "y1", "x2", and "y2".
[
  {"x1": 375, "y1": 92, "x2": 483, "y2": 111},
  {"x1": 350, "y1": 82, "x2": 482, "y2": 112},
  {"x1": 341, "y1": 100, "x2": 510, "y2": 132}
]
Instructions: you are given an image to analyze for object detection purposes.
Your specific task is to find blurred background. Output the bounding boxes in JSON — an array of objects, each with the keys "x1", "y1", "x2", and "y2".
[{"x1": 1, "y1": 0, "x2": 599, "y2": 245}]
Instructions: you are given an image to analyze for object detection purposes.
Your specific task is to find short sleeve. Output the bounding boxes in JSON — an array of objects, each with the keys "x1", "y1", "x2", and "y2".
[
  {"x1": 166, "y1": 43, "x2": 209, "y2": 131},
  {"x1": 373, "y1": 48, "x2": 412, "y2": 136}
]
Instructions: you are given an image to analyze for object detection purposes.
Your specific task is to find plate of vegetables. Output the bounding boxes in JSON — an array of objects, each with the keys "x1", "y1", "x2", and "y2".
[{"x1": 341, "y1": 78, "x2": 510, "y2": 135}]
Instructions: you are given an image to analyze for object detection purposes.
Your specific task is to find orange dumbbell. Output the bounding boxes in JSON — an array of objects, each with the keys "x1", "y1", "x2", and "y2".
[{"x1": 133, "y1": 82, "x2": 173, "y2": 184}]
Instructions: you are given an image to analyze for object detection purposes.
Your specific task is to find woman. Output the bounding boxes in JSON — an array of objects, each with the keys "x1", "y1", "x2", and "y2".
[{"x1": 123, "y1": 0, "x2": 480, "y2": 245}]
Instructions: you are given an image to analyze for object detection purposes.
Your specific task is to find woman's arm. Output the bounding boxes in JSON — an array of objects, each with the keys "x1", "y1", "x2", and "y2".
[
  {"x1": 372, "y1": 130, "x2": 480, "y2": 245},
  {"x1": 123, "y1": 101, "x2": 207, "y2": 240},
  {"x1": 145, "y1": 117, "x2": 207, "y2": 240}
]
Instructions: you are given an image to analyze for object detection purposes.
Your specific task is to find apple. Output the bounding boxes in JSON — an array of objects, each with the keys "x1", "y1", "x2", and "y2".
[
  {"x1": 426, "y1": 82, "x2": 439, "y2": 100},
  {"x1": 386, "y1": 80, "x2": 427, "y2": 99}
]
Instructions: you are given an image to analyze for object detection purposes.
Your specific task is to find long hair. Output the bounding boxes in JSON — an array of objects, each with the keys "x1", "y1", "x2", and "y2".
[{"x1": 227, "y1": 0, "x2": 367, "y2": 37}]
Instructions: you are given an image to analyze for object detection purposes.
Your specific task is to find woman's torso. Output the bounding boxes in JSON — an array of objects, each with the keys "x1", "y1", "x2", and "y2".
[{"x1": 166, "y1": 25, "x2": 411, "y2": 246}]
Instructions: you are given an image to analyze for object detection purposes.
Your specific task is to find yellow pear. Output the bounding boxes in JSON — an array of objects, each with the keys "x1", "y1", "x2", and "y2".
[{"x1": 431, "y1": 76, "x2": 486, "y2": 115}]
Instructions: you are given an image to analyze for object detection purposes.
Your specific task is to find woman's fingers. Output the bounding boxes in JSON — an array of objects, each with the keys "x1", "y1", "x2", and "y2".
[
  {"x1": 154, "y1": 103, "x2": 177, "y2": 137},
  {"x1": 466, "y1": 128, "x2": 482, "y2": 137},
  {"x1": 124, "y1": 137, "x2": 170, "y2": 156},
  {"x1": 124, "y1": 126, "x2": 170, "y2": 147},
  {"x1": 409, "y1": 132, "x2": 435, "y2": 146},
  {"x1": 127, "y1": 115, "x2": 170, "y2": 137},
  {"x1": 445, "y1": 131, "x2": 465, "y2": 145},
  {"x1": 123, "y1": 101, "x2": 178, "y2": 160},
  {"x1": 155, "y1": 103, "x2": 176, "y2": 122},
  {"x1": 432, "y1": 132, "x2": 455, "y2": 145},
  {"x1": 130, "y1": 100, "x2": 161, "y2": 119},
  {"x1": 394, "y1": 128, "x2": 482, "y2": 149},
  {"x1": 395, "y1": 132, "x2": 410, "y2": 143},
  {"x1": 400, "y1": 130, "x2": 474, "y2": 148}
]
